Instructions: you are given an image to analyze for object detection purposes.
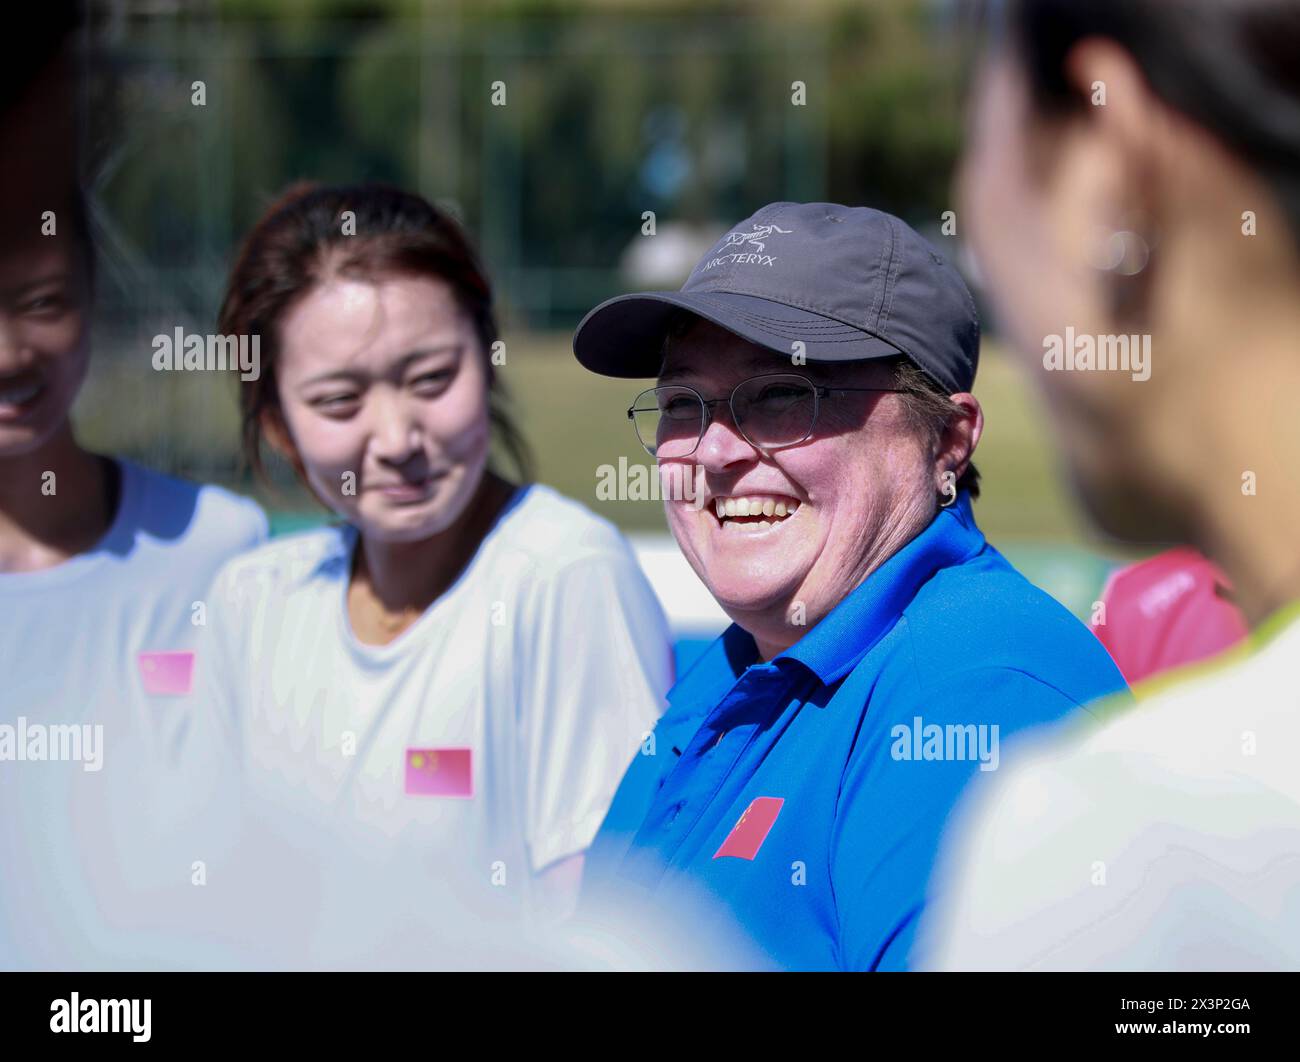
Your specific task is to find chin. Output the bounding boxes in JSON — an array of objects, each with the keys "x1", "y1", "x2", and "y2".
[
  {"x1": 1070, "y1": 463, "x2": 1189, "y2": 546},
  {"x1": 1047, "y1": 408, "x2": 1188, "y2": 545},
  {"x1": 331, "y1": 462, "x2": 483, "y2": 545},
  {"x1": 673, "y1": 539, "x2": 812, "y2": 627},
  {"x1": 0, "y1": 416, "x2": 63, "y2": 458},
  {"x1": 354, "y1": 501, "x2": 463, "y2": 544},
  {"x1": 0, "y1": 432, "x2": 41, "y2": 458},
  {"x1": 702, "y1": 568, "x2": 807, "y2": 622}
]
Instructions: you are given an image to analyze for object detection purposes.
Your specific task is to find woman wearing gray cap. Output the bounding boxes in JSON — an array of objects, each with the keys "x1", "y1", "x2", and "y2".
[{"x1": 571, "y1": 201, "x2": 1127, "y2": 970}]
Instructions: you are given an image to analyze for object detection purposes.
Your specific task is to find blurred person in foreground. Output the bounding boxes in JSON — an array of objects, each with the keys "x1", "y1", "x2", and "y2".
[
  {"x1": 571, "y1": 201, "x2": 1127, "y2": 970},
  {"x1": 0, "y1": 7, "x2": 267, "y2": 968},
  {"x1": 923, "y1": 0, "x2": 1300, "y2": 969}
]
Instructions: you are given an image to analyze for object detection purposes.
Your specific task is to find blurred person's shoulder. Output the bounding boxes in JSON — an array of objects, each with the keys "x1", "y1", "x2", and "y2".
[
  {"x1": 124, "y1": 457, "x2": 268, "y2": 555},
  {"x1": 925, "y1": 612, "x2": 1300, "y2": 970},
  {"x1": 207, "y1": 521, "x2": 349, "y2": 607},
  {"x1": 488, "y1": 482, "x2": 641, "y2": 579},
  {"x1": 1075, "y1": 607, "x2": 1296, "y2": 785}
]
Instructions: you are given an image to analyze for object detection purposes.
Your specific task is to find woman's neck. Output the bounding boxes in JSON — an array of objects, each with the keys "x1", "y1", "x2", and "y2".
[
  {"x1": 0, "y1": 425, "x2": 115, "y2": 572},
  {"x1": 347, "y1": 471, "x2": 516, "y2": 644},
  {"x1": 1169, "y1": 312, "x2": 1300, "y2": 628}
]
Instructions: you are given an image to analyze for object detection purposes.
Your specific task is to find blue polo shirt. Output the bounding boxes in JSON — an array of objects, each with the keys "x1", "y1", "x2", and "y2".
[{"x1": 583, "y1": 493, "x2": 1128, "y2": 970}]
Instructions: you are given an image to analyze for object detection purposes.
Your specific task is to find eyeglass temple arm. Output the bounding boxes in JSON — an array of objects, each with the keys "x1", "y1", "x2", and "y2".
[{"x1": 818, "y1": 386, "x2": 910, "y2": 396}]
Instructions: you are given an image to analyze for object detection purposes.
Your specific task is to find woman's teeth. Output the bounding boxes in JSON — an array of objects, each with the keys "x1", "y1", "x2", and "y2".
[{"x1": 712, "y1": 495, "x2": 800, "y2": 531}]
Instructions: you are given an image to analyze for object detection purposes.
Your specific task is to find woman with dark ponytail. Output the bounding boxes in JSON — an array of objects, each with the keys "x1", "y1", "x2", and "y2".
[
  {"x1": 196, "y1": 182, "x2": 672, "y2": 922},
  {"x1": 924, "y1": 0, "x2": 1300, "y2": 969}
]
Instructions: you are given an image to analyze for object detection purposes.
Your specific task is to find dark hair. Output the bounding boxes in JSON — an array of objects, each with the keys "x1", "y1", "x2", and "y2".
[
  {"x1": 0, "y1": 2, "x2": 78, "y2": 114},
  {"x1": 999, "y1": 0, "x2": 1300, "y2": 244},
  {"x1": 889, "y1": 358, "x2": 981, "y2": 500},
  {"x1": 65, "y1": 186, "x2": 94, "y2": 293},
  {"x1": 0, "y1": 4, "x2": 94, "y2": 293},
  {"x1": 217, "y1": 181, "x2": 532, "y2": 488}
]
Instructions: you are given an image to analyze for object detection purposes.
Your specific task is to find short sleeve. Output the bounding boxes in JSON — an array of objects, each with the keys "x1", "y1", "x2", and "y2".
[
  {"x1": 161, "y1": 561, "x2": 252, "y2": 859},
  {"x1": 518, "y1": 548, "x2": 674, "y2": 874},
  {"x1": 238, "y1": 498, "x2": 271, "y2": 550},
  {"x1": 183, "y1": 562, "x2": 251, "y2": 764},
  {"x1": 830, "y1": 667, "x2": 1087, "y2": 971}
]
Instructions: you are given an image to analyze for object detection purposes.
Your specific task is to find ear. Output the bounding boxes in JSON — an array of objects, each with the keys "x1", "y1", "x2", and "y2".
[
  {"x1": 1060, "y1": 37, "x2": 1181, "y2": 233},
  {"x1": 1063, "y1": 38, "x2": 1167, "y2": 158},
  {"x1": 936, "y1": 393, "x2": 983, "y2": 486}
]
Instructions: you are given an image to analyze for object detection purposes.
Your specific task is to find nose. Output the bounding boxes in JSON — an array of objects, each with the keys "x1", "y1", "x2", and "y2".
[
  {"x1": 0, "y1": 313, "x2": 32, "y2": 374},
  {"x1": 366, "y1": 389, "x2": 424, "y2": 467},
  {"x1": 693, "y1": 400, "x2": 760, "y2": 473}
]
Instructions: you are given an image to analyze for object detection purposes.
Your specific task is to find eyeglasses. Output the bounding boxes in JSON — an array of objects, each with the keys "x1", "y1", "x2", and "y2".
[{"x1": 627, "y1": 372, "x2": 906, "y2": 459}]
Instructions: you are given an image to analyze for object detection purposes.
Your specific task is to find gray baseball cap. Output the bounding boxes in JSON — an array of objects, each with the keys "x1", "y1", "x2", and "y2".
[{"x1": 573, "y1": 201, "x2": 979, "y2": 394}]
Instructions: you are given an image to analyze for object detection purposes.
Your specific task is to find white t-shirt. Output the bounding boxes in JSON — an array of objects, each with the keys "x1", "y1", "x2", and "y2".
[
  {"x1": 0, "y1": 458, "x2": 268, "y2": 968},
  {"x1": 921, "y1": 611, "x2": 1300, "y2": 971},
  {"x1": 193, "y1": 483, "x2": 673, "y2": 914}
]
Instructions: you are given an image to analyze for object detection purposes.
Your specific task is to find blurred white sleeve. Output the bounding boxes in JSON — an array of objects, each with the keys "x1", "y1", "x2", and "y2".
[
  {"x1": 158, "y1": 561, "x2": 250, "y2": 859},
  {"x1": 518, "y1": 548, "x2": 673, "y2": 877}
]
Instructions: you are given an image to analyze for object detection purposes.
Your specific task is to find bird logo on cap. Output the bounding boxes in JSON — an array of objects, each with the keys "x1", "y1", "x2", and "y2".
[{"x1": 719, "y1": 223, "x2": 792, "y2": 254}]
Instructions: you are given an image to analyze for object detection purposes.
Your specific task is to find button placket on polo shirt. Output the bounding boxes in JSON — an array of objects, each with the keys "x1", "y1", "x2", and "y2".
[{"x1": 619, "y1": 663, "x2": 795, "y2": 889}]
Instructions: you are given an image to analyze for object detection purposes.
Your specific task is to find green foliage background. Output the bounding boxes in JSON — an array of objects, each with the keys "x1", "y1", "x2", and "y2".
[{"x1": 71, "y1": 0, "x2": 1135, "y2": 610}]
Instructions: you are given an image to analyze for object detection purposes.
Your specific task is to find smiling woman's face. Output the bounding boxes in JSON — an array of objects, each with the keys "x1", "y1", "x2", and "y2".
[
  {"x1": 0, "y1": 232, "x2": 90, "y2": 458},
  {"x1": 272, "y1": 271, "x2": 492, "y2": 544},
  {"x1": 659, "y1": 320, "x2": 937, "y2": 653}
]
